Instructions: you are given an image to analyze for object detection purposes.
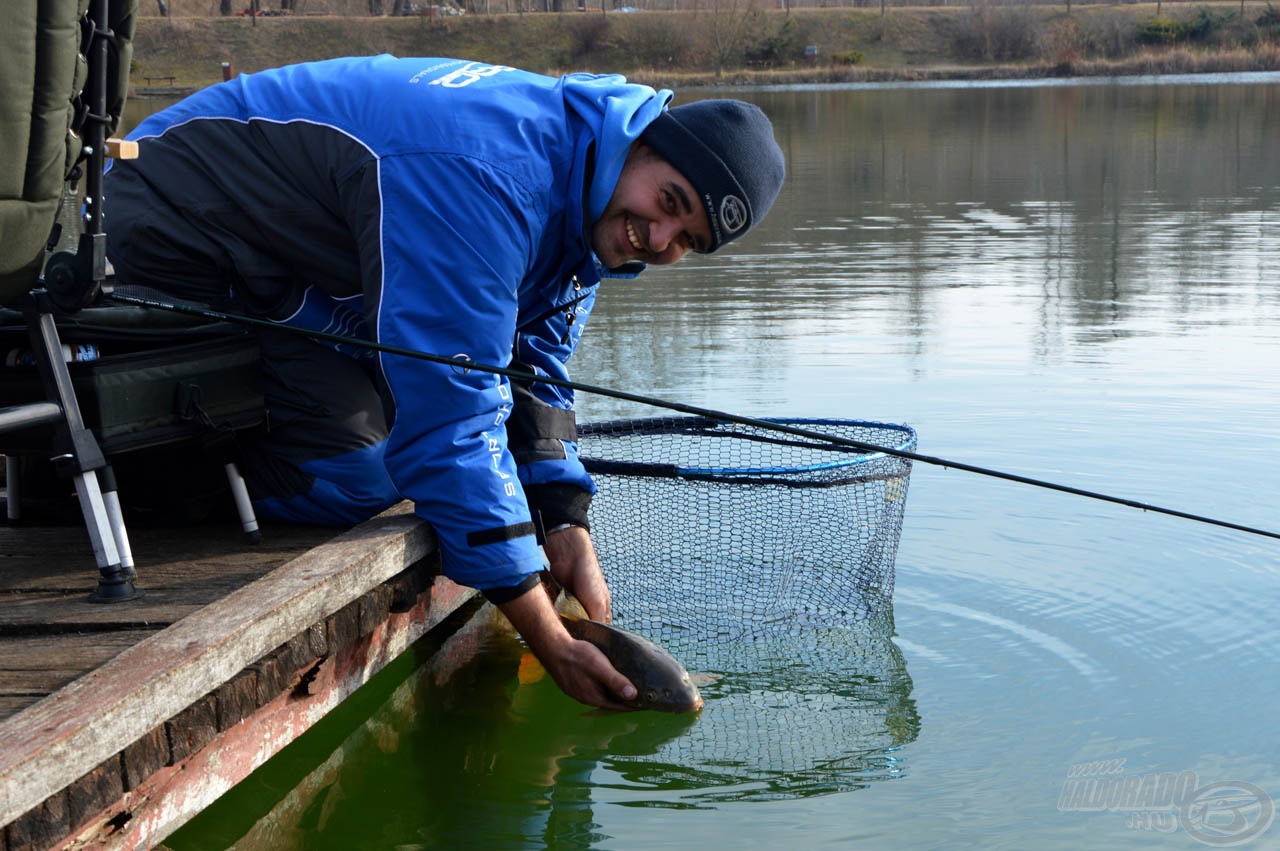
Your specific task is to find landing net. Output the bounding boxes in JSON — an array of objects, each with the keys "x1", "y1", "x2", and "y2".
[{"x1": 577, "y1": 416, "x2": 916, "y2": 667}]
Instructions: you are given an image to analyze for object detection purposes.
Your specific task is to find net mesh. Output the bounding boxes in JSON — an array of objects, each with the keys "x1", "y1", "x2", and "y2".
[
  {"x1": 578, "y1": 416, "x2": 916, "y2": 670},
  {"x1": 600, "y1": 609, "x2": 921, "y2": 803}
]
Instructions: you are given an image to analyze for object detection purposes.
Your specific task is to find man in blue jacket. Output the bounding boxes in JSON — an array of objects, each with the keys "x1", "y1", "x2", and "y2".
[{"x1": 105, "y1": 56, "x2": 785, "y2": 709}]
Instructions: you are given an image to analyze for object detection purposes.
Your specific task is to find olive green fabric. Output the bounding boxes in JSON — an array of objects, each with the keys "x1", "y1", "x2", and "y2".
[
  {"x1": 107, "y1": 1, "x2": 139, "y2": 143},
  {"x1": 0, "y1": 0, "x2": 137, "y2": 305}
]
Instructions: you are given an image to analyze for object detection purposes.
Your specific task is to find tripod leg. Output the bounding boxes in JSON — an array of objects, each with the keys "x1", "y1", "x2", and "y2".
[
  {"x1": 99, "y1": 464, "x2": 135, "y2": 580},
  {"x1": 5, "y1": 455, "x2": 19, "y2": 521},
  {"x1": 74, "y1": 469, "x2": 138, "y2": 602}
]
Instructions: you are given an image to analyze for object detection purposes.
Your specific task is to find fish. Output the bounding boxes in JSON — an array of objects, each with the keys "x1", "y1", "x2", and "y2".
[{"x1": 557, "y1": 610, "x2": 704, "y2": 714}]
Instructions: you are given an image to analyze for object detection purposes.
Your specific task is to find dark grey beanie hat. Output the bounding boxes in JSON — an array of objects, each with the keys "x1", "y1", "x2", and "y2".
[{"x1": 640, "y1": 99, "x2": 785, "y2": 253}]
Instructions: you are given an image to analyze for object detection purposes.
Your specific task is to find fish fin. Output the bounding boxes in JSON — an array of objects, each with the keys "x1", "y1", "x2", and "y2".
[
  {"x1": 555, "y1": 591, "x2": 591, "y2": 620},
  {"x1": 690, "y1": 673, "x2": 721, "y2": 687},
  {"x1": 517, "y1": 652, "x2": 546, "y2": 685}
]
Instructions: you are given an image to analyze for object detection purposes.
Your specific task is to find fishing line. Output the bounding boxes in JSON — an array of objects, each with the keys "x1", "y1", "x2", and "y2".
[{"x1": 107, "y1": 291, "x2": 1280, "y2": 543}]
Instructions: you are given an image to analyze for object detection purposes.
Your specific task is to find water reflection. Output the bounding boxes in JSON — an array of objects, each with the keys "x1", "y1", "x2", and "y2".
[
  {"x1": 597, "y1": 610, "x2": 919, "y2": 807},
  {"x1": 577, "y1": 77, "x2": 1280, "y2": 420},
  {"x1": 181, "y1": 601, "x2": 915, "y2": 849}
]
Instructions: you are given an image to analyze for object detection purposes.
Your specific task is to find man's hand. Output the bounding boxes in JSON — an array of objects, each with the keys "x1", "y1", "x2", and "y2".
[
  {"x1": 498, "y1": 581, "x2": 636, "y2": 710},
  {"x1": 543, "y1": 525, "x2": 612, "y2": 623}
]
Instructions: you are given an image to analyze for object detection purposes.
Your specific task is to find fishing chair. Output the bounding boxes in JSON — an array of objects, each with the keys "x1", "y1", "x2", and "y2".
[{"x1": 1, "y1": 0, "x2": 264, "y2": 602}]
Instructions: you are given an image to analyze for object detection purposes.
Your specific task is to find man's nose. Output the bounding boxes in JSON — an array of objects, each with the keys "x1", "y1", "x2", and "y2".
[{"x1": 648, "y1": 218, "x2": 687, "y2": 260}]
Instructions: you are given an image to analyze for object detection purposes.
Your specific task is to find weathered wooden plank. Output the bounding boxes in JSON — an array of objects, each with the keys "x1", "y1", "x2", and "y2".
[
  {"x1": 66, "y1": 760, "x2": 123, "y2": 835},
  {"x1": 56, "y1": 577, "x2": 476, "y2": 850},
  {"x1": 166, "y1": 694, "x2": 219, "y2": 766},
  {"x1": 247, "y1": 653, "x2": 291, "y2": 709},
  {"x1": 0, "y1": 633, "x2": 142, "y2": 674},
  {"x1": 0, "y1": 524, "x2": 335, "y2": 595},
  {"x1": 0, "y1": 698, "x2": 36, "y2": 719},
  {"x1": 4, "y1": 789, "x2": 68, "y2": 851},
  {"x1": 121, "y1": 727, "x2": 168, "y2": 793},
  {"x1": 1, "y1": 522, "x2": 331, "y2": 560},
  {"x1": 0, "y1": 669, "x2": 84, "y2": 696},
  {"x1": 0, "y1": 592, "x2": 208, "y2": 631},
  {"x1": 0, "y1": 633, "x2": 151, "y2": 720},
  {"x1": 213, "y1": 669, "x2": 260, "y2": 732},
  {"x1": 0, "y1": 502, "x2": 441, "y2": 828}
]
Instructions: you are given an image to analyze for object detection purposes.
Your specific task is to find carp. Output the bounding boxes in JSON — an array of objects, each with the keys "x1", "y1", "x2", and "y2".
[{"x1": 558, "y1": 611, "x2": 704, "y2": 714}]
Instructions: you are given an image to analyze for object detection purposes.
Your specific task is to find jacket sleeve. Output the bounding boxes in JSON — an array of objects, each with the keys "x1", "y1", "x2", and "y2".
[
  {"x1": 371, "y1": 151, "x2": 550, "y2": 593},
  {"x1": 510, "y1": 285, "x2": 599, "y2": 532}
]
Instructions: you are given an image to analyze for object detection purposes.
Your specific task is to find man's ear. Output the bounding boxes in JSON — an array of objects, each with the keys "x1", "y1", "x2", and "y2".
[{"x1": 626, "y1": 140, "x2": 659, "y2": 164}]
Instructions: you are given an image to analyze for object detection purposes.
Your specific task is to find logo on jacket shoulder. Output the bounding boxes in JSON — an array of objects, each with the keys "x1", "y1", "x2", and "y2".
[{"x1": 425, "y1": 61, "x2": 517, "y2": 89}]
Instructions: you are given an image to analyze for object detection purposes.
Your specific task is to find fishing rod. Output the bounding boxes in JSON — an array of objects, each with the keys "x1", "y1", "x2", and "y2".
[{"x1": 108, "y1": 291, "x2": 1280, "y2": 543}]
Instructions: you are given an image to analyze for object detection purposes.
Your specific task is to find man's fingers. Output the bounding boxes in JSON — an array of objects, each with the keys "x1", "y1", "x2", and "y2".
[
  {"x1": 544, "y1": 526, "x2": 614, "y2": 623},
  {"x1": 569, "y1": 639, "x2": 636, "y2": 709},
  {"x1": 608, "y1": 669, "x2": 637, "y2": 704},
  {"x1": 581, "y1": 581, "x2": 613, "y2": 624},
  {"x1": 582, "y1": 639, "x2": 637, "y2": 703}
]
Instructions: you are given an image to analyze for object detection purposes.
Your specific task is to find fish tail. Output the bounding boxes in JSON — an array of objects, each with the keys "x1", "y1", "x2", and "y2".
[{"x1": 517, "y1": 652, "x2": 546, "y2": 685}]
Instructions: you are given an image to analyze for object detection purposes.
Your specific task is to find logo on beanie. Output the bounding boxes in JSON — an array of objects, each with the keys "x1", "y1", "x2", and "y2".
[{"x1": 720, "y1": 195, "x2": 749, "y2": 235}]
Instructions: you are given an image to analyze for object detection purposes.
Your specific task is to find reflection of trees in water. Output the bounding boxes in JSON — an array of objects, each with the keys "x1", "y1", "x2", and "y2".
[
  {"x1": 791, "y1": 82, "x2": 1280, "y2": 321},
  {"x1": 579, "y1": 82, "x2": 1280, "y2": 406}
]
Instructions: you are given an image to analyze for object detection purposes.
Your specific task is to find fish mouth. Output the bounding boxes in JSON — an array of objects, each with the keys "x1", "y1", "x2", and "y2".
[
  {"x1": 671, "y1": 687, "x2": 704, "y2": 714},
  {"x1": 630, "y1": 689, "x2": 703, "y2": 714}
]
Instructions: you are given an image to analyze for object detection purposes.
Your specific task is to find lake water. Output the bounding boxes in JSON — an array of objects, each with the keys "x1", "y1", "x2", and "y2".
[{"x1": 164, "y1": 73, "x2": 1280, "y2": 849}]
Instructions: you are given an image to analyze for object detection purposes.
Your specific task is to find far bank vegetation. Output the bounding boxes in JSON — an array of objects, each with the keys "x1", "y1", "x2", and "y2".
[{"x1": 134, "y1": 1, "x2": 1280, "y2": 87}]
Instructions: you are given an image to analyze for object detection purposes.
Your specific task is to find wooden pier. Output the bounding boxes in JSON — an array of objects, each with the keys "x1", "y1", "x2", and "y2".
[{"x1": 0, "y1": 503, "x2": 476, "y2": 850}]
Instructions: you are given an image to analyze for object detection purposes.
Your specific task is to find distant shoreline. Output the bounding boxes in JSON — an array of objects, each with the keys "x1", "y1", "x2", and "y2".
[
  {"x1": 130, "y1": 63, "x2": 1280, "y2": 101},
  {"x1": 127, "y1": 6, "x2": 1280, "y2": 93}
]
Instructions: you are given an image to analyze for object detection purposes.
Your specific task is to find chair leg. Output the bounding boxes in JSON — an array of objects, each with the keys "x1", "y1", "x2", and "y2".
[{"x1": 224, "y1": 462, "x2": 262, "y2": 544}]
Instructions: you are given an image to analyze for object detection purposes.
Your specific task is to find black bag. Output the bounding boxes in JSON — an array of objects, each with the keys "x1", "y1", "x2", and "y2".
[{"x1": 1, "y1": 314, "x2": 264, "y2": 455}]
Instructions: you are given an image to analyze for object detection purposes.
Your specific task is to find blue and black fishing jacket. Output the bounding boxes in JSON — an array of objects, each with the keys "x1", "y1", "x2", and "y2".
[{"x1": 106, "y1": 57, "x2": 672, "y2": 596}]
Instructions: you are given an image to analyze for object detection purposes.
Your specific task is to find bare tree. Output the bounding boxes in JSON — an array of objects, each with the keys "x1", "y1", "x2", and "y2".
[{"x1": 709, "y1": 0, "x2": 755, "y2": 75}]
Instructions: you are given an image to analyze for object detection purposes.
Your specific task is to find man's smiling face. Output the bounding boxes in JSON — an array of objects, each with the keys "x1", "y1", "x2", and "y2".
[{"x1": 591, "y1": 143, "x2": 713, "y2": 270}]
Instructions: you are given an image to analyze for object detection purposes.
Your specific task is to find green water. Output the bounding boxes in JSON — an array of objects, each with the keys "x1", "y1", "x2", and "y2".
[{"x1": 167, "y1": 74, "x2": 1280, "y2": 849}]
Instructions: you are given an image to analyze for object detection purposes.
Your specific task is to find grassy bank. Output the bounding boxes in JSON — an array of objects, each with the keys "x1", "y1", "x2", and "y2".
[{"x1": 129, "y1": 4, "x2": 1280, "y2": 91}]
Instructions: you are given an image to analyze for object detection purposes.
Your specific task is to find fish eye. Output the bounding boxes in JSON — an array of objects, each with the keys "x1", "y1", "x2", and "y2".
[{"x1": 645, "y1": 689, "x2": 657, "y2": 702}]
